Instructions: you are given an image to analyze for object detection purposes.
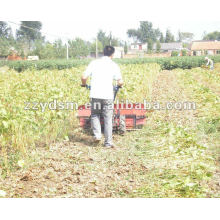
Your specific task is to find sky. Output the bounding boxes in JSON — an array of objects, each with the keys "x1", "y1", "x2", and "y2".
[
  {"x1": 42, "y1": 20, "x2": 219, "y2": 42},
  {"x1": 2, "y1": 0, "x2": 220, "y2": 43},
  {"x1": 8, "y1": 20, "x2": 220, "y2": 44}
]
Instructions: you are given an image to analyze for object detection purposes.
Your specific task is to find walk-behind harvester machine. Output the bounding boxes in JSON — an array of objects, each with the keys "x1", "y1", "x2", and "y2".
[{"x1": 78, "y1": 85, "x2": 147, "y2": 134}]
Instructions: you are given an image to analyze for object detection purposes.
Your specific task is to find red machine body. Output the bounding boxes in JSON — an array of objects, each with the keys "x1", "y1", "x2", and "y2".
[{"x1": 78, "y1": 103, "x2": 147, "y2": 130}]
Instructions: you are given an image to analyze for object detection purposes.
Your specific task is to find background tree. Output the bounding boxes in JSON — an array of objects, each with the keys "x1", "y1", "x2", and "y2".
[
  {"x1": 159, "y1": 33, "x2": 165, "y2": 43},
  {"x1": 16, "y1": 21, "x2": 43, "y2": 51},
  {"x1": 147, "y1": 39, "x2": 153, "y2": 52},
  {"x1": 127, "y1": 29, "x2": 139, "y2": 42},
  {"x1": 97, "y1": 30, "x2": 109, "y2": 48},
  {"x1": 53, "y1": 39, "x2": 66, "y2": 59},
  {"x1": 181, "y1": 49, "x2": 187, "y2": 56},
  {"x1": 203, "y1": 31, "x2": 220, "y2": 40},
  {"x1": 127, "y1": 21, "x2": 162, "y2": 54},
  {"x1": 156, "y1": 41, "x2": 161, "y2": 53},
  {"x1": 124, "y1": 41, "x2": 128, "y2": 54},
  {"x1": 178, "y1": 31, "x2": 194, "y2": 42},
  {"x1": 30, "y1": 40, "x2": 67, "y2": 59},
  {"x1": 0, "y1": 38, "x2": 11, "y2": 56},
  {"x1": 29, "y1": 39, "x2": 45, "y2": 58},
  {"x1": 90, "y1": 40, "x2": 103, "y2": 53},
  {"x1": 0, "y1": 21, "x2": 14, "y2": 57},
  {"x1": 110, "y1": 37, "x2": 120, "y2": 47},
  {"x1": 178, "y1": 31, "x2": 183, "y2": 42},
  {"x1": 138, "y1": 21, "x2": 156, "y2": 43},
  {"x1": 127, "y1": 21, "x2": 161, "y2": 43},
  {"x1": 0, "y1": 21, "x2": 13, "y2": 39},
  {"x1": 68, "y1": 38, "x2": 90, "y2": 58},
  {"x1": 155, "y1": 28, "x2": 162, "y2": 41},
  {"x1": 97, "y1": 30, "x2": 120, "y2": 48},
  {"x1": 28, "y1": 40, "x2": 53, "y2": 59},
  {"x1": 165, "y1": 29, "x2": 175, "y2": 43},
  {"x1": 12, "y1": 39, "x2": 26, "y2": 57},
  {"x1": 40, "y1": 42, "x2": 55, "y2": 59}
]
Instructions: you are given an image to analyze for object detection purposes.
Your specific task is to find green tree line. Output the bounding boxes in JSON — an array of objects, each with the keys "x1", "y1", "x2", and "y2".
[
  {"x1": 0, "y1": 21, "x2": 123, "y2": 59},
  {"x1": 0, "y1": 21, "x2": 219, "y2": 59}
]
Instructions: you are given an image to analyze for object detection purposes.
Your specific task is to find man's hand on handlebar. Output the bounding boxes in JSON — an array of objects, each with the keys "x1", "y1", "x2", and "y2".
[
  {"x1": 117, "y1": 79, "x2": 123, "y2": 88},
  {"x1": 81, "y1": 76, "x2": 88, "y2": 86}
]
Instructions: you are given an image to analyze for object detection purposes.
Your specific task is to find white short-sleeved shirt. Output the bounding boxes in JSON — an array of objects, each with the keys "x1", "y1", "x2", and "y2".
[
  {"x1": 207, "y1": 58, "x2": 214, "y2": 67},
  {"x1": 83, "y1": 56, "x2": 122, "y2": 99}
]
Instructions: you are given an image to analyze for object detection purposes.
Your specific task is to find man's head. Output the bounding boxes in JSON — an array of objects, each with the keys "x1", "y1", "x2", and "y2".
[
  {"x1": 104, "y1": 46, "x2": 115, "y2": 57},
  {"x1": 205, "y1": 56, "x2": 208, "y2": 60}
]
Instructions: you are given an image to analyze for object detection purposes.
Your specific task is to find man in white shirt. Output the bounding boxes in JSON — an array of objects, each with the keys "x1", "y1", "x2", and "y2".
[
  {"x1": 205, "y1": 56, "x2": 214, "y2": 70},
  {"x1": 81, "y1": 46, "x2": 123, "y2": 148}
]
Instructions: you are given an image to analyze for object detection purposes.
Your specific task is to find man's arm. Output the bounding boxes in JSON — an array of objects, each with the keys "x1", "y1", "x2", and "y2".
[
  {"x1": 81, "y1": 62, "x2": 93, "y2": 85},
  {"x1": 114, "y1": 64, "x2": 123, "y2": 87},
  {"x1": 206, "y1": 59, "x2": 210, "y2": 66}
]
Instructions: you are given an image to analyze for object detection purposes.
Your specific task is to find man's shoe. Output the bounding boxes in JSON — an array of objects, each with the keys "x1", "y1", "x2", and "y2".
[{"x1": 104, "y1": 144, "x2": 116, "y2": 148}]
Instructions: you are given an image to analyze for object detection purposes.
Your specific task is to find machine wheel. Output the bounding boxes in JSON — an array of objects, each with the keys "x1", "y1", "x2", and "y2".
[{"x1": 118, "y1": 115, "x2": 126, "y2": 134}]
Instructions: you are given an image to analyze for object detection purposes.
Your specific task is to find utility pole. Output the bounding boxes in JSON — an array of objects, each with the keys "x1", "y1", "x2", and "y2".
[
  {"x1": 66, "y1": 39, "x2": 69, "y2": 60},
  {"x1": 109, "y1": 31, "x2": 112, "y2": 46},
  {"x1": 96, "y1": 37, "x2": 98, "y2": 58}
]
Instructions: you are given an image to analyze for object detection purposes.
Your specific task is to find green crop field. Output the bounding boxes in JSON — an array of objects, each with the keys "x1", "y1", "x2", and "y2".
[{"x1": 0, "y1": 60, "x2": 219, "y2": 198}]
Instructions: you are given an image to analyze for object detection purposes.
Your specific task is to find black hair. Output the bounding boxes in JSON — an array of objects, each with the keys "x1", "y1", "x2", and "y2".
[{"x1": 103, "y1": 46, "x2": 115, "y2": 56}]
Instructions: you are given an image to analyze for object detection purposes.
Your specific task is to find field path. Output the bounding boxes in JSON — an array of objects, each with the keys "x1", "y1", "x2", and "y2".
[
  {"x1": 151, "y1": 70, "x2": 197, "y2": 127},
  {"x1": 1, "y1": 69, "x2": 219, "y2": 198}
]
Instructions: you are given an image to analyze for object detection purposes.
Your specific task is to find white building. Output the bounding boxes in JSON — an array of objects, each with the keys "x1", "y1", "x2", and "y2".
[
  {"x1": 113, "y1": 47, "x2": 124, "y2": 58},
  {"x1": 27, "y1": 56, "x2": 39, "y2": 61},
  {"x1": 129, "y1": 43, "x2": 148, "y2": 52},
  {"x1": 190, "y1": 41, "x2": 220, "y2": 56}
]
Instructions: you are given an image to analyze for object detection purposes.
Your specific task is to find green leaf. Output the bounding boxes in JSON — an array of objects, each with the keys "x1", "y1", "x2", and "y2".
[{"x1": 2, "y1": 121, "x2": 8, "y2": 128}]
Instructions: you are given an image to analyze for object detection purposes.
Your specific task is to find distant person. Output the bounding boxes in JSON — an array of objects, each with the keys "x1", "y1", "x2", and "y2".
[{"x1": 205, "y1": 57, "x2": 214, "y2": 70}]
